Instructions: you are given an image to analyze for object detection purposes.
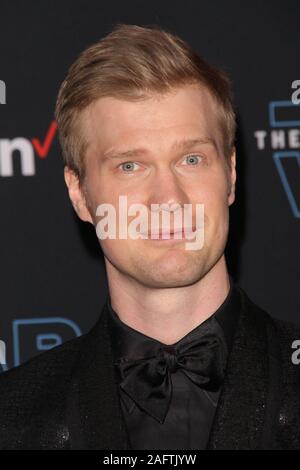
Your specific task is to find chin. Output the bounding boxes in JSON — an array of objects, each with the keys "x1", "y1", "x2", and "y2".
[
  {"x1": 138, "y1": 272, "x2": 204, "y2": 289},
  {"x1": 132, "y1": 257, "x2": 206, "y2": 289}
]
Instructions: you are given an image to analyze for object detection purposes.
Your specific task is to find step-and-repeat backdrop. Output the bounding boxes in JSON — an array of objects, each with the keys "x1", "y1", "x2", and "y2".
[{"x1": 0, "y1": 0, "x2": 299, "y2": 371}]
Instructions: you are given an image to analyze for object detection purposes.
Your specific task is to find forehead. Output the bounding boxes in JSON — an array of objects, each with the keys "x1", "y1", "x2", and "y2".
[{"x1": 82, "y1": 83, "x2": 222, "y2": 154}]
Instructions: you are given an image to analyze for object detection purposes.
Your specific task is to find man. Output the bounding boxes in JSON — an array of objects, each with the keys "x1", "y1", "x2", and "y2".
[{"x1": 0, "y1": 23, "x2": 299, "y2": 450}]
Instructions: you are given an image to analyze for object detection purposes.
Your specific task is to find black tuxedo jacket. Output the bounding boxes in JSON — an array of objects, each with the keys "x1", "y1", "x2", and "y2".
[{"x1": 0, "y1": 286, "x2": 300, "y2": 450}]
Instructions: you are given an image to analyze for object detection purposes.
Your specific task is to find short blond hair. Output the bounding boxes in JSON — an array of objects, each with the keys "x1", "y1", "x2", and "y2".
[{"x1": 55, "y1": 23, "x2": 236, "y2": 182}]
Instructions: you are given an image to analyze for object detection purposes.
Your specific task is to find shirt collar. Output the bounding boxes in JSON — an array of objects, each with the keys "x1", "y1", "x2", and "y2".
[{"x1": 107, "y1": 274, "x2": 241, "y2": 365}]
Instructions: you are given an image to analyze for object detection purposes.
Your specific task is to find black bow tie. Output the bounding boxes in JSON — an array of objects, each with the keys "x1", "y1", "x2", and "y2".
[{"x1": 114, "y1": 323, "x2": 228, "y2": 424}]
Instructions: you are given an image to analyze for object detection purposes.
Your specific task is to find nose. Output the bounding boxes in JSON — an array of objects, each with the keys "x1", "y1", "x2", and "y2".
[{"x1": 147, "y1": 169, "x2": 189, "y2": 211}]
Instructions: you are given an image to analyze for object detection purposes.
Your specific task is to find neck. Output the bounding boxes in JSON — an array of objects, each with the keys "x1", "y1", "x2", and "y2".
[{"x1": 105, "y1": 255, "x2": 231, "y2": 345}]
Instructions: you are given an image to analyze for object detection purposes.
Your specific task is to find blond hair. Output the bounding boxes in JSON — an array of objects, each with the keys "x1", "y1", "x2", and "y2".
[{"x1": 55, "y1": 23, "x2": 236, "y2": 182}]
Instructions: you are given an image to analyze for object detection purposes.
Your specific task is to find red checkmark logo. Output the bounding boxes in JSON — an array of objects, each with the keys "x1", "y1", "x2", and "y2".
[{"x1": 31, "y1": 120, "x2": 57, "y2": 158}]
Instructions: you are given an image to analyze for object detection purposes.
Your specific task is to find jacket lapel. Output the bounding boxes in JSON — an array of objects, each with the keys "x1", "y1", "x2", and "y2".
[
  {"x1": 207, "y1": 287, "x2": 282, "y2": 449},
  {"x1": 68, "y1": 287, "x2": 282, "y2": 450},
  {"x1": 68, "y1": 300, "x2": 130, "y2": 450}
]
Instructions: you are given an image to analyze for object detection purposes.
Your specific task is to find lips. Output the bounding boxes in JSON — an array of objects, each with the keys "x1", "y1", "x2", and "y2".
[{"x1": 142, "y1": 227, "x2": 196, "y2": 239}]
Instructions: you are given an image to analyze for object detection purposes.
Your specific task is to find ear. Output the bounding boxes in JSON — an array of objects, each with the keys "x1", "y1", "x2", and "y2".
[
  {"x1": 64, "y1": 166, "x2": 93, "y2": 224},
  {"x1": 227, "y1": 148, "x2": 236, "y2": 207}
]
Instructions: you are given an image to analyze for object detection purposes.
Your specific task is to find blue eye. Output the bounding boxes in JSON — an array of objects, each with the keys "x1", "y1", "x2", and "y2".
[
  {"x1": 183, "y1": 154, "x2": 202, "y2": 165},
  {"x1": 119, "y1": 161, "x2": 138, "y2": 172}
]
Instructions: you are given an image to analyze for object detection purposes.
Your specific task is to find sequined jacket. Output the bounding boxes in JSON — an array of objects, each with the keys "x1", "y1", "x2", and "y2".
[{"x1": 0, "y1": 286, "x2": 300, "y2": 450}]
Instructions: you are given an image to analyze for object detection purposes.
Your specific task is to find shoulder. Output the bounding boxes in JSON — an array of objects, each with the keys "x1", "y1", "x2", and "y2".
[
  {"x1": 0, "y1": 332, "x2": 90, "y2": 448},
  {"x1": 272, "y1": 316, "x2": 300, "y2": 383},
  {"x1": 273, "y1": 316, "x2": 300, "y2": 343},
  {"x1": 0, "y1": 332, "x2": 87, "y2": 416},
  {"x1": 0, "y1": 306, "x2": 110, "y2": 449},
  {"x1": 238, "y1": 285, "x2": 300, "y2": 383}
]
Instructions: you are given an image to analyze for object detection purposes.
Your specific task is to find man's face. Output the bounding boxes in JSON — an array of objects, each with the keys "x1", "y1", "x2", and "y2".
[{"x1": 68, "y1": 83, "x2": 236, "y2": 288}]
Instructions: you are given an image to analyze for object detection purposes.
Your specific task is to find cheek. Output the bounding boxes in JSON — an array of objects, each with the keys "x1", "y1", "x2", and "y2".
[
  {"x1": 98, "y1": 237, "x2": 130, "y2": 266},
  {"x1": 85, "y1": 163, "x2": 116, "y2": 200},
  {"x1": 193, "y1": 176, "x2": 228, "y2": 214},
  {"x1": 207, "y1": 198, "x2": 230, "y2": 243},
  {"x1": 197, "y1": 182, "x2": 229, "y2": 236}
]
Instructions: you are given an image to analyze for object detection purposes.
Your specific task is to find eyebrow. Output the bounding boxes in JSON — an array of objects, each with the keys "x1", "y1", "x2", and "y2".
[{"x1": 102, "y1": 137, "x2": 216, "y2": 161}]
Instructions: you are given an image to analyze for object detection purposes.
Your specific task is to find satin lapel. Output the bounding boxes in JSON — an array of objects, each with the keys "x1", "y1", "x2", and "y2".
[
  {"x1": 69, "y1": 301, "x2": 130, "y2": 450},
  {"x1": 207, "y1": 287, "x2": 279, "y2": 450}
]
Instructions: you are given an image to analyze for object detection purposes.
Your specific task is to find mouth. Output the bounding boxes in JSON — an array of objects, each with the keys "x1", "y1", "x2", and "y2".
[{"x1": 141, "y1": 227, "x2": 197, "y2": 241}]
